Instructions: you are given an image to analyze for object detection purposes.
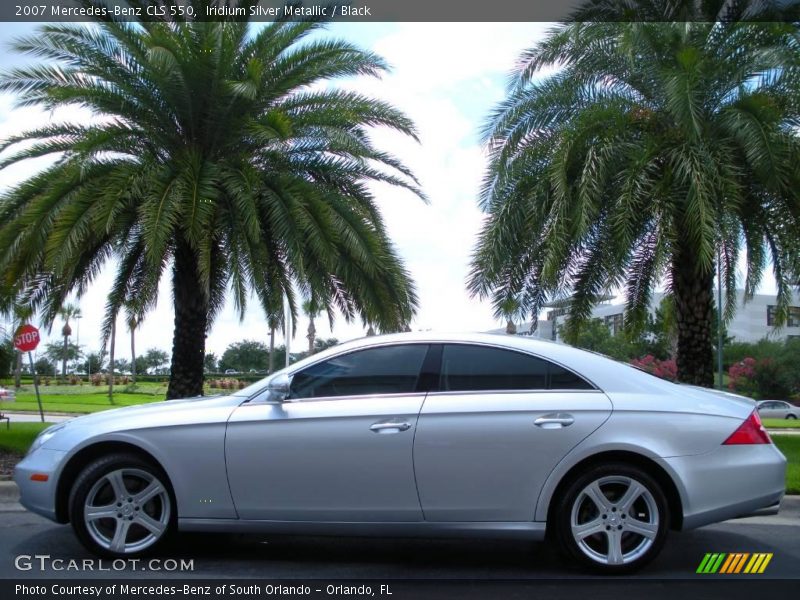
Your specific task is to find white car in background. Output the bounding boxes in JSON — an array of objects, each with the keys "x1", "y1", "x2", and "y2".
[{"x1": 757, "y1": 400, "x2": 800, "y2": 420}]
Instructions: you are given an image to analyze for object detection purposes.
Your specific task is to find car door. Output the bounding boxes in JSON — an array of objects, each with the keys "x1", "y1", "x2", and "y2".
[
  {"x1": 758, "y1": 402, "x2": 779, "y2": 419},
  {"x1": 225, "y1": 343, "x2": 430, "y2": 521},
  {"x1": 413, "y1": 343, "x2": 612, "y2": 522},
  {"x1": 773, "y1": 401, "x2": 790, "y2": 419}
]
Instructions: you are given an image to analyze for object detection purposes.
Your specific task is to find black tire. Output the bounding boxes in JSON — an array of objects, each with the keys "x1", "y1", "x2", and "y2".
[
  {"x1": 553, "y1": 462, "x2": 670, "y2": 574},
  {"x1": 786, "y1": 414, "x2": 797, "y2": 420},
  {"x1": 68, "y1": 453, "x2": 176, "y2": 558}
]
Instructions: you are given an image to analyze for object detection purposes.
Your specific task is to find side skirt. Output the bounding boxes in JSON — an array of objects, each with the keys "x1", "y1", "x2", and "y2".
[{"x1": 178, "y1": 519, "x2": 547, "y2": 540}]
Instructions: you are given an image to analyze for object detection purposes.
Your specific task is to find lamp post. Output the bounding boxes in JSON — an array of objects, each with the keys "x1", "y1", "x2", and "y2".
[
  {"x1": 717, "y1": 252, "x2": 724, "y2": 390},
  {"x1": 284, "y1": 296, "x2": 292, "y2": 368}
]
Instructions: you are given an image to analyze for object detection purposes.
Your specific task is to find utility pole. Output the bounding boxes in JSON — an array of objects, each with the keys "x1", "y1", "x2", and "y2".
[{"x1": 717, "y1": 252, "x2": 724, "y2": 390}]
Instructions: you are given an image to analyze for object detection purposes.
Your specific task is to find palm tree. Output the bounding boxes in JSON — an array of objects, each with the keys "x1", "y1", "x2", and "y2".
[
  {"x1": 495, "y1": 294, "x2": 524, "y2": 335},
  {"x1": 107, "y1": 316, "x2": 116, "y2": 404},
  {"x1": 0, "y1": 12, "x2": 422, "y2": 398},
  {"x1": 267, "y1": 319, "x2": 280, "y2": 375},
  {"x1": 7, "y1": 302, "x2": 34, "y2": 388},
  {"x1": 469, "y1": 2, "x2": 800, "y2": 386},
  {"x1": 302, "y1": 295, "x2": 325, "y2": 355},
  {"x1": 58, "y1": 303, "x2": 81, "y2": 379},
  {"x1": 127, "y1": 314, "x2": 138, "y2": 384}
]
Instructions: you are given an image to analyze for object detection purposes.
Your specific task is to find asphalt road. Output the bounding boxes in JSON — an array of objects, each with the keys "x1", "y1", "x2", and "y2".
[{"x1": 0, "y1": 499, "x2": 798, "y2": 581}]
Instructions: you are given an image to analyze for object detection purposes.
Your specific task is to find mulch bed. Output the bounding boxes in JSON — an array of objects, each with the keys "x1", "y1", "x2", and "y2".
[{"x1": 0, "y1": 450, "x2": 23, "y2": 481}]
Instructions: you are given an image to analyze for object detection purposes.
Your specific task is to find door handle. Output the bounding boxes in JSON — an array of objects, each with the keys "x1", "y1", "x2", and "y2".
[
  {"x1": 370, "y1": 421, "x2": 412, "y2": 433},
  {"x1": 534, "y1": 413, "x2": 575, "y2": 429}
]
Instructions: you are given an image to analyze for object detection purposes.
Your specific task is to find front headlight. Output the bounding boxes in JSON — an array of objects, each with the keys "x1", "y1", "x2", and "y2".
[{"x1": 27, "y1": 423, "x2": 67, "y2": 455}]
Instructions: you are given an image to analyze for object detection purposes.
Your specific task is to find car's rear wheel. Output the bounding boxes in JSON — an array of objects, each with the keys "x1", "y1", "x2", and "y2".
[
  {"x1": 68, "y1": 453, "x2": 175, "y2": 557},
  {"x1": 786, "y1": 414, "x2": 797, "y2": 420},
  {"x1": 555, "y1": 463, "x2": 669, "y2": 574}
]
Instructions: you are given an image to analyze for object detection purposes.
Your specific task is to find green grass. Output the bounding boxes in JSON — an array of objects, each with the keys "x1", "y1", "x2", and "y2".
[
  {"x1": 763, "y1": 418, "x2": 800, "y2": 429},
  {"x1": 0, "y1": 422, "x2": 51, "y2": 453},
  {"x1": 1, "y1": 395, "x2": 163, "y2": 414},
  {"x1": 0, "y1": 382, "x2": 168, "y2": 414},
  {"x1": 773, "y1": 435, "x2": 800, "y2": 494}
]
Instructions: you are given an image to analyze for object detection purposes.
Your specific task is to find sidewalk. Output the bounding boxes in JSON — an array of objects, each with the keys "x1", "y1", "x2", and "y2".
[{"x1": 0, "y1": 412, "x2": 73, "y2": 423}]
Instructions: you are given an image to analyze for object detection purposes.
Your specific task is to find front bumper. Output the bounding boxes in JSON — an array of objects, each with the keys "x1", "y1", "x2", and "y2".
[
  {"x1": 13, "y1": 448, "x2": 67, "y2": 522},
  {"x1": 665, "y1": 443, "x2": 786, "y2": 530}
]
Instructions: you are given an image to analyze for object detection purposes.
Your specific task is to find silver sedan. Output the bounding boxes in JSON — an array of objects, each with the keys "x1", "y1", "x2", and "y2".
[
  {"x1": 14, "y1": 332, "x2": 786, "y2": 573},
  {"x1": 757, "y1": 400, "x2": 800, "y2": 420}
]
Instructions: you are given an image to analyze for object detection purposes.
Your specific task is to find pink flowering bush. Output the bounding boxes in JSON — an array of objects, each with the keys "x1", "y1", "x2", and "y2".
[
  {"x1": 630, "y1": 355, "x2": 678, "y2": 382},
  {"x1": 728, "y1": 357, "x2": 757, "y2": 393},
  {"x1": 728, "y1": 357, "x2": 787, "y2": 399}
]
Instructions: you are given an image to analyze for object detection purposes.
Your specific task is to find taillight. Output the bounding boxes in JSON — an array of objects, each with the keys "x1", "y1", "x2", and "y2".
[{"x1": 723, "y1": 410, "x2": 772, "y2": 445}]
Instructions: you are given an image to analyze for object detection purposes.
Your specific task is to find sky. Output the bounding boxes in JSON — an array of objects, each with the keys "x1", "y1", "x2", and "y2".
[{"x1": 0, "y1": 21, "x2": 557, "y2": 360}]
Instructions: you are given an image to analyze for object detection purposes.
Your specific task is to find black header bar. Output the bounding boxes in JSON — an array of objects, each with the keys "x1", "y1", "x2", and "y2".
[{"x1": 2, "y1": 0, "x2": 799, "y2": 23}]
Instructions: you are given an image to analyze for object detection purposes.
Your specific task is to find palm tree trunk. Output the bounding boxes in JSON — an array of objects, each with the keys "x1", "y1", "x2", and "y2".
[
  {"x1": 268, "y1": 327, "x2": 276, "y2": 374},
  {"x1": 130, "y1": 327, "x2": 136, "y2": 384},
  {"x1": 166, "y1": 240, "x2": 207, "y2": 399},
  {"x1": 672, "y1": 247, "x2": 714, "y2": 387},
  {"x1": 108, "y1": 319, "x2": 116, "y2": 404},
  {"x1": 307, "y1": 318, "x2": 316, "y2": 355},
  {"x1": 62, "y1": 335, "x2": 68, "y2": 379},
  {"x1": 14, "y1": 351, "x2": 22, "y2": 388}
]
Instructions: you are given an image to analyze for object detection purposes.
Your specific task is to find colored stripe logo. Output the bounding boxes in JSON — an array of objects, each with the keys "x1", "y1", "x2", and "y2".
[{"x1": 696, "y1": 553, "x2": 773, "y2": 574}]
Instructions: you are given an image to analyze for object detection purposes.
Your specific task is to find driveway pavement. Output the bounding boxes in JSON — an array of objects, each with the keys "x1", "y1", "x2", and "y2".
[{"x1": 0, "y1": 497, "x2": 798, "y2": 580}]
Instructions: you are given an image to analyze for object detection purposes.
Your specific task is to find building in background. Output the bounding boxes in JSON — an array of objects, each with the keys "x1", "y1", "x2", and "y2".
[{"x1": 491, "y1": 291, "x2": 800, "y2": 344}]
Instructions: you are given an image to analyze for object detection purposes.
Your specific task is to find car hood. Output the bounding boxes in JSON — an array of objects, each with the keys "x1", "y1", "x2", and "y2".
[{"x1": 42, "y1": 394, "x2": 244, "y2": 451}]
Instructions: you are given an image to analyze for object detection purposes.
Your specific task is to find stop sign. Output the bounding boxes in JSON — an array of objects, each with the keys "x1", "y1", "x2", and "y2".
[{"x1": 14, "y1": 324, "x2": 41, "y2": 352}]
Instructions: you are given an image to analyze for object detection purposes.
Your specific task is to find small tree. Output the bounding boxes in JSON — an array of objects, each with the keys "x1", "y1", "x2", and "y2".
[
  {"x1": 57, "y1": 304, "x2": 81, "y2": 378},
  {"x1": 220, "y1": 340, "x2": 270, "y2": 373},
  {"x1": 204, "y1": 353, "x2": 218, "y2": 374}
]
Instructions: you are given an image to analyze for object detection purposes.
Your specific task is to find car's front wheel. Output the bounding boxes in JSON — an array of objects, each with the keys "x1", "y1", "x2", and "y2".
[
  {"x1": 68, "y1": 453, "x2": 175, "y2": 557},
  {"x1": 555, "y1": 463, "x2": 669, "y2": 574},
  {"x1": 786, "y1": 414, "x2": 797, "y2": 420}
]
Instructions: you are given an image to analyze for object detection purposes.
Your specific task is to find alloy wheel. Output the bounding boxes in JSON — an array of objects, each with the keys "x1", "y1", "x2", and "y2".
[
  {"x1": 569, "y1": 475, "x2": 659, "y2": 566},
  {"x1": 83, "y1": 468, "x2": 171, "y2": 554}
]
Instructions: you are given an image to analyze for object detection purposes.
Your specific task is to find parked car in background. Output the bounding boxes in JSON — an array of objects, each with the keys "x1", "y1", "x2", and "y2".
[
  {"x1": 757, "y1": 400, "x2": 800, "y2": 420},
  {"x1": 14, "y1": 332, "x2": 786, "y2": 573},
  {"x1": 224, "y1": 369, "x2": 238, "y2": 375}
]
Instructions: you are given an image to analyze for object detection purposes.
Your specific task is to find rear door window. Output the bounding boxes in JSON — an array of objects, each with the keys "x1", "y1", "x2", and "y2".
[{"x1": 439, "y1": 344, "x2": 593, "y2": 392}]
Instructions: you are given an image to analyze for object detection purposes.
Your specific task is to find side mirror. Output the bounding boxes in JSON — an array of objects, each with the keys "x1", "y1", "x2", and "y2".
[{"x1": 266, "y1": 372, "x2": 292, "y2": 402}]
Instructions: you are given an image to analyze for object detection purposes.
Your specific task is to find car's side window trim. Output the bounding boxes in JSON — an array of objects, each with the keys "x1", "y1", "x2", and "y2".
[{"x1": 430, "y1": 342, "x2": 599, "y2": 394}]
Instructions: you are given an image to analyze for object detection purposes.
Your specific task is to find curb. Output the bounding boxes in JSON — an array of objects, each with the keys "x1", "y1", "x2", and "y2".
[{"x1": 0, "y1": 480, "x2": 19, "y2": 502}]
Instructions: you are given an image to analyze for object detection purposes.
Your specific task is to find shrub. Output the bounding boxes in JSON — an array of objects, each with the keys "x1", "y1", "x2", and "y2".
[
  {"x1": 728, "y1": 357, "x2": 792, "y2": 399},
  {"x1": 630, "y1": 355, "x2": 678, "y2": 382}
]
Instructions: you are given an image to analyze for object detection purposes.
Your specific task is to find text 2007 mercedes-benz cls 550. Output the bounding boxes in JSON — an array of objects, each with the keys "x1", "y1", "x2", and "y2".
[{"x1": 15, "y1": 332, "x2": 786, "y2": 573}]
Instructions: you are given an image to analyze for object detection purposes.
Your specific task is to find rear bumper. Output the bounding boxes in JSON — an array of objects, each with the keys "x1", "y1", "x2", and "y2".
[
  {"x1": 734, "y1": 502, "x2": 781, "y2": 519},
  {"x1": 665, "y1": 443, "x2": 786, "y2": 531}
]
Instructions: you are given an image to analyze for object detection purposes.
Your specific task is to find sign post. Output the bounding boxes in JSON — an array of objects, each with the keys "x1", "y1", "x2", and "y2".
[{"x1": 14, "y1": 324, "x2": 44, "y2": 423}]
